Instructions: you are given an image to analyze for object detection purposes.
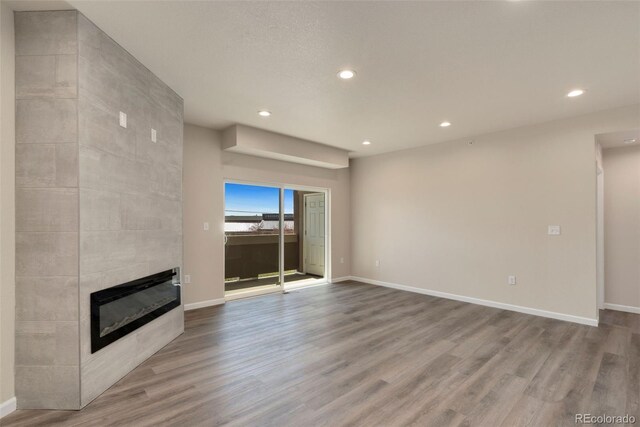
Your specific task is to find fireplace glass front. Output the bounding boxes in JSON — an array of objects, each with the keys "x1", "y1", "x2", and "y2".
[{"x1": 91, "y1": 268, "x2": 181, "y2": 353}]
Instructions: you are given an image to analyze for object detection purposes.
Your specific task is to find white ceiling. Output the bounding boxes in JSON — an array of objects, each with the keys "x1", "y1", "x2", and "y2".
[
  {"x1": 597, "y1": 129, "x2": 640, "y2": 150},
  {"x1": 53, "y1": 1, "x2": 640, "y2": 157}
]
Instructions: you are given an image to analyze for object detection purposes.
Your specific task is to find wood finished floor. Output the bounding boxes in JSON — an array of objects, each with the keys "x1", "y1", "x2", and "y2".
[{"x1": 4, "y1": 281, "x2": 639, "y2": 427}]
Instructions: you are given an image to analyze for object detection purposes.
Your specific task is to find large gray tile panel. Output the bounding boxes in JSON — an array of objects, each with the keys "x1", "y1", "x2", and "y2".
[
  {"x1": 99, "y1": 263, "x2": 151, "y2": 290},
  {"x1": 77, "y1": 274, "x2": 101, "y2": 363},
  {"x1": 17, "y1": 99, "x2": 78, "y2": 143},
  {"x1": 120, "y1": 194, "x2": 181, "y2": 231},
  {"x1": 16, "y1": 55, "x2": 77, "y2": 99},
  {"x1": 16, "y1": 55, "x2": 56, "y2": 98},
  {"x1": 149, "y1": 73, "x2": 183, "y2": 121},
  {"x1": 16, "y1": 144, "x2": 56, "y2": 187},
  {"x1": 88, "y1": 21, "x2": 148, "y2": 106},
  {"x1": 77, "y1": 31, "x2": 148, "y2": 119},
  {"x1": 78, "y1": 55, "x2": 121, "y2": 113},
  {"x1": 138, "y1": 161, "x2": 182, "y2": 202},
  {"x1": 80, "y1": 230, "x2": 139, "y2": 274},
  {"x1": 55, "y1": 143, "x2": 79, "y2": 187},
  {"x1": 80, "y1": 330, "x2": 137, "y2": 407},
  {"x1": 16, "y1": 188, "x2": 78, "y2": 232},
  {"x1": 15, "y1": 11, "x2": 77, "y2": 56},
  {"x1": 16, "y1": 321, "x2": 79, "y2": 366},
  {"x1": 138, "y1": 230, "x2": 182, "y2": 270},
  {"x1": 55, "y1": 55, "x2": 78, "y2": 98},
  {"x1": 79, "y1": 145, "x2": 139, "y2": 194},
  {"x1": 147, "y1": 255, "x2": 182, "y2": 278},
  {"x1": 16, "y1": 276, "x2": 78, "y2": 321},
  {"x1": 55, "y1": 322, "x2": 80, "y2": 366},
  {"x1": 134, "y1": 306, "x2": 183, "y2": 366},
  {"x1": 78, "y1": 96, "x2": 136, "y2": 158},
  {"x1": 15, "y1": 366, "x2": 80, "y2": 410},
  {"x1": 80, "y1": 305, "x2": 182, "y2": 407},
  {"x1": 80, "y1": 188, "x2": 121, "y2": 231},
  {"x1": 135, "y1": 124, "x2": 182, "y2": 170},
  {"x1": 16, "y1": 143, "x2": 78, "y2": 188},
  {"x1": 77, "y1": 13, "x2": 101, "y2": 54},
  {"x1": 15, "y1": 321, "x2": 56, "y2": 365},
  {"x1": 16, "y1": 232, "x2": 78, "y2": 277}
]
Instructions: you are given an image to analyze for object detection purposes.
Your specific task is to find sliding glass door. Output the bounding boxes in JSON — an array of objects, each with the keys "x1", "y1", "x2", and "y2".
[
  {"x1": 224, "y1": 182, "x2": 327, "y2": 298},
  {"x1": 224, "y1": 183, "x2": 283, "y2": 295}
]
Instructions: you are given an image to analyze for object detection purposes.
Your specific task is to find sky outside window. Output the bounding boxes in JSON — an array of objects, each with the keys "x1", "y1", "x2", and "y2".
[{"x1": 225, "y1": 183, "x2": 293, "y2": 216}]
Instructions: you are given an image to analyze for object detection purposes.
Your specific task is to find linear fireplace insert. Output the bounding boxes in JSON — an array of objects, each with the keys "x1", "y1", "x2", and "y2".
[{"x1": 91, "y1": 268, "x2": 181, "y2": 353}]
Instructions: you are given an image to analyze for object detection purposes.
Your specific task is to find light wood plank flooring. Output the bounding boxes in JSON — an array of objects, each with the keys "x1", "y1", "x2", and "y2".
[{"x1": 3, "y1": 281, "x2": 639, "y2": 426}]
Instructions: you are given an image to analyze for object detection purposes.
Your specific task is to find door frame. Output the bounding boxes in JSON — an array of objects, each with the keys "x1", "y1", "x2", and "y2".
[
  {"x1": 302, "y1": 192, "x2": 326, "y2": 276},
  {"x1": 596, "y1": 162, "x2": 605, "y2": 312},
  {"x1": 223, "y1": 179, "x2": 330, "y2": 299}
]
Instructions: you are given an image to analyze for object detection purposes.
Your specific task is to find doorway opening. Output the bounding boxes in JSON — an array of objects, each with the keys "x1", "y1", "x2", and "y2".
[
  {"x1": 224, "y1": 181, "x2": 328, "y2": 299},
  {"x1": 595, "y1": 129, "x2": 640, "y2": 317}
]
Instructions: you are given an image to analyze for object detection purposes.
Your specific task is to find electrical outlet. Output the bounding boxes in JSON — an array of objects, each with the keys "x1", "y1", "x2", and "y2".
[
  {"x1": 548, "y1": 225, "x2": 561, "y2": 236},
  {"x1": 119, "y1": 111, "x2": 127, "y2": 128},
  {"x1": 375, "y1": 260, "x2": 380, "y2": 268},
  {"x1": 184, "y1": 275, "x2": 191, "y2": 284},
  {"x1": 203, "y1": 222, "x2": 209, "y2": 231},
  {"x1": 151, "y1": 128, "x2": 157, "y2": 143},
  {"x1": 508, "y1": 275, "x2": 516, "y2": 285},
  {"x1": 340, "y1": 257, "x2": 345, "y2": 264}
]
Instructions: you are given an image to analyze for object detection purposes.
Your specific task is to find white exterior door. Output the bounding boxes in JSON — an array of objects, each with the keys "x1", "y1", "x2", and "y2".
[{"x1": 304, "y1": 193, "x2": 325, "y2": 276}]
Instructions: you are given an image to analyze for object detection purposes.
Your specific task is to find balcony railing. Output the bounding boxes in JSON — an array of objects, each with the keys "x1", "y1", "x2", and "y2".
[{"x1": 224, "y1": 233, "x2": 300, "y2": 281}]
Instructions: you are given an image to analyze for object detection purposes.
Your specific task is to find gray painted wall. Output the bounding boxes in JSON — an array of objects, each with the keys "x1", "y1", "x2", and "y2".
[
  {"x1": 14, "y1": 10, "x2": 184, "y2": 410},
  {"x1": 349, "y1": 105, "x2": 639, "y2": 323}
]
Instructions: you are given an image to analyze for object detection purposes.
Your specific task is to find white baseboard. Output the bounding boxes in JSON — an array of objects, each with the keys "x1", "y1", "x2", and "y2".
[
  {"x1": 1, "y1": 397, "x2": 16, "y2": 418},
  {"x1": 184, "y1": 298, "x2": 226, "y2": 311},
  {"x1": 604, "y1": 302, "x2": 640, "y2": 315},
  {"x1": 350, "y1": 276, "x2": 599, "y2": 327},
  {"x1": 330, "y1": 276, "x2": 352, "y2": 283},
  {"x1": 285, "y1": 280, "x2": 328, "y2": 291}
]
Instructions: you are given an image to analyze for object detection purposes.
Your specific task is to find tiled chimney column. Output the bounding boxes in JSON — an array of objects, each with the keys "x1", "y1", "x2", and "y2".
[
  {"x1": 15, "y1": 11, "x2": 80, "y2": 409},
  {"x1": 14, "y1": 10, "x2": 184, "y2": 410}
]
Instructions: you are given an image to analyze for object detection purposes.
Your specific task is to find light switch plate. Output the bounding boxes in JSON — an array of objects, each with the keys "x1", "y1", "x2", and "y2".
[
  {"x1": 119, "y1": 111, "x2": 127, "y2": 128},
  {"x1": 548, "y1": 225, "x2": 561, "y2": 236},
  {"x1": 203, "y1": 222, "x2": 209, "y2": 231},
  {"x1": 151, "y1": 128, "x2": 157, "y2": 143},
  {"x1": 184, "y1": 275, "x2": 191, "y2": 284}
]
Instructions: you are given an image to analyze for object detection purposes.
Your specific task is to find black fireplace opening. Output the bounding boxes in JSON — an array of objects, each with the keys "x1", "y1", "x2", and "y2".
[{"x1": 91, "y1": 268, "x2": 181, "y2": 353}]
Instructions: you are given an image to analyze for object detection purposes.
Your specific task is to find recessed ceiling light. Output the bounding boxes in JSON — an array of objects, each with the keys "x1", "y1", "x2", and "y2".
[
  {"x1": 624, "y1": 138, "x2": 637, "y2": 145},
  {"x1": 258, "y1": 110, "x2": 271, "y2": 117},
  {"x1": 440, "y1": 121, "x2": 451, "y2": 127},
  {"x1": 567, "y1": 89, "x2": 585, "y2": 98},
  {"x1": 362, "y1": 140, "x2": 371, "y2": 145},
  {"x1": 337, "y1": 69, "x2": 356, "y2": 80}
]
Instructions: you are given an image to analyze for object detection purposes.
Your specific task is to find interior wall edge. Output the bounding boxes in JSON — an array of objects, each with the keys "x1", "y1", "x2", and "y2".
[{"x1": 0, "y1": 0, "x2": 17, "y2": 409}]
